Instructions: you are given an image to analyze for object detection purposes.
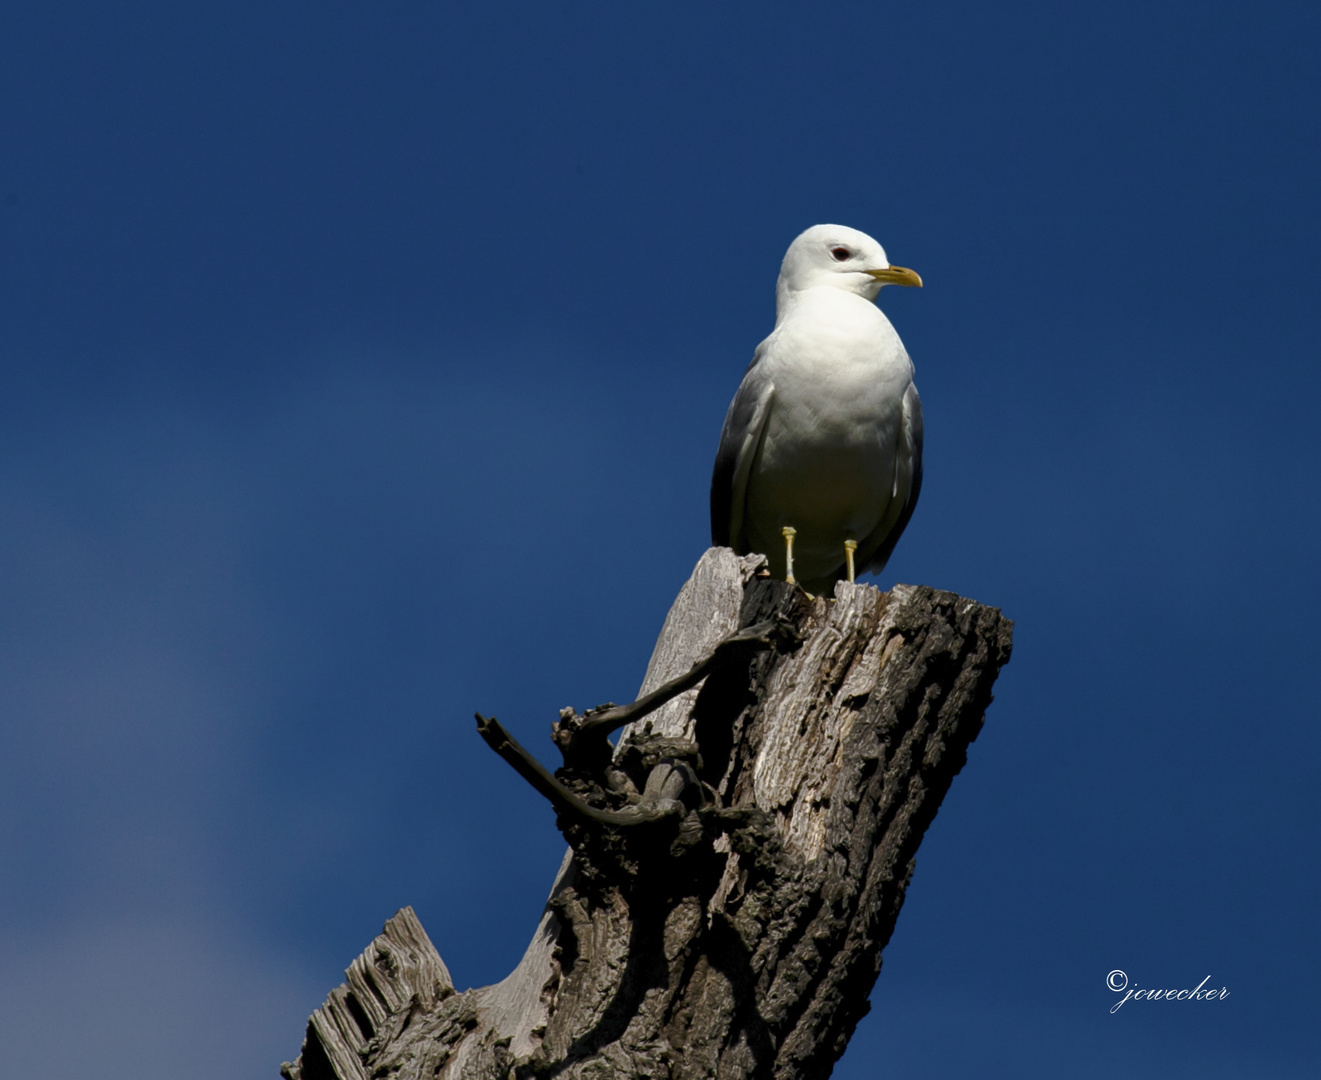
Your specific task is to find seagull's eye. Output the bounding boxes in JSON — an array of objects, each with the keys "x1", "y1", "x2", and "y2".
[{"x1": 829, "y1": 246, "x2": 851, "y2": 262}]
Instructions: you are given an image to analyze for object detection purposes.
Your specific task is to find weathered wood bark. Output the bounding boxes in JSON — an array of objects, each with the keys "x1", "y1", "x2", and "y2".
[{"x1": 282, "y1": 548, "x2": 1012, "y2": 1080}]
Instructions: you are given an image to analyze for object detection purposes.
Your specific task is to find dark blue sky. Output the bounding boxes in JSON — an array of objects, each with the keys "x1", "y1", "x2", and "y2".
[{"x1": 2, "y1": 3, "x2": 1318, "y2": 1076}]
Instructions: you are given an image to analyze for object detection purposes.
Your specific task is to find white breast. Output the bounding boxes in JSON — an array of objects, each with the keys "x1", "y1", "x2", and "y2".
[{"x1": 743, "y1": 288, "x2": 913, "y2": 584}]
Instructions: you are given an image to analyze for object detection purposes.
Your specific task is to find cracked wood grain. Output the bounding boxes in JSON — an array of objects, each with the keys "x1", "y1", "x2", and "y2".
[{"x1": 282, "y1": 548, "x2": 1012, "y2": 1080}]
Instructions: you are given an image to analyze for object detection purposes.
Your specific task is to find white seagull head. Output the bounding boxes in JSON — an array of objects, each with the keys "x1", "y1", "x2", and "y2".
[{"x1": 777, "y1": 224, "x2": 923, "y2": 306}]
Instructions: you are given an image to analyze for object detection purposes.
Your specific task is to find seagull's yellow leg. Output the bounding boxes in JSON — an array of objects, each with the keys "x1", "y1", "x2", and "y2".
[
  {"x1": 844, "y1": 539, "x2": 858, "y2": 584},
  {"x1": 781, "y1": 526, "x2": 797, "y2": 585}
]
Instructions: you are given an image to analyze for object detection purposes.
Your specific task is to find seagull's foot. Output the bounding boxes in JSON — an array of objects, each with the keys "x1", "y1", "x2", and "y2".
[
  {"x1": 844, "y1": 539, "x2": 857, "y2": 584},
  {"x1": 782, "y1": 525, "x2": 797, "y2": 585}
]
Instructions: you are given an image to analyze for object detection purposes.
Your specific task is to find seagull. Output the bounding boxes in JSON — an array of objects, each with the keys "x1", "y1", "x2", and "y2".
[{"x1": 710, "y1": 224, "x2": 924, "y2": 595}]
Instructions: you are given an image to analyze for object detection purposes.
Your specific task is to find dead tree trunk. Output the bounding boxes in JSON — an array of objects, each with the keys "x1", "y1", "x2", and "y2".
[{"x1": 282, "y1": 548, "x2": 1013, "y2": 1080}]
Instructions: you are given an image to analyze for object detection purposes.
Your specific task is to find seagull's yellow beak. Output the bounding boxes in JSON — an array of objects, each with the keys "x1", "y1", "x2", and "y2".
[{"x1": 866, "y1": 265, "x2": 923, "y2": 288}]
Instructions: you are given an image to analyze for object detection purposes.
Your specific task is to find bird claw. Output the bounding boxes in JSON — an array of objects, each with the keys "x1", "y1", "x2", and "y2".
[{"x1": 781, "y1": 525, "x2": 797, "y2": 585}]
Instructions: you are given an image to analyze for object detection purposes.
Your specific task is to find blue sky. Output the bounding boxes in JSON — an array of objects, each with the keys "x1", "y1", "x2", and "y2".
[{"x1": 2, "y1": 2, "x2": 1318, "y2": 1076}]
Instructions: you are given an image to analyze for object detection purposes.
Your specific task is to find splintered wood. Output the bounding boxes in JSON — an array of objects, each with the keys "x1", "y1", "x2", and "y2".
[{"x1": 283, "y1": 548, "x2": 1012, "y2": 1080}]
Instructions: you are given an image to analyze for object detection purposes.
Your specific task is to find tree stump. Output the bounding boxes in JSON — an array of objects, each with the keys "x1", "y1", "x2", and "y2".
[{"x1": 282, "y1": 548, "x2": 1013, "y2": 1079}]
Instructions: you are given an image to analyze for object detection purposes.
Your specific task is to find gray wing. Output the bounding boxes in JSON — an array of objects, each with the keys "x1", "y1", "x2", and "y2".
[
  {"x1": 860, "y1": 381, "x2": 924, "y2": 575},
  {"x1": 710, "y1": 349, "x2": 775, "y2": 550}
]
